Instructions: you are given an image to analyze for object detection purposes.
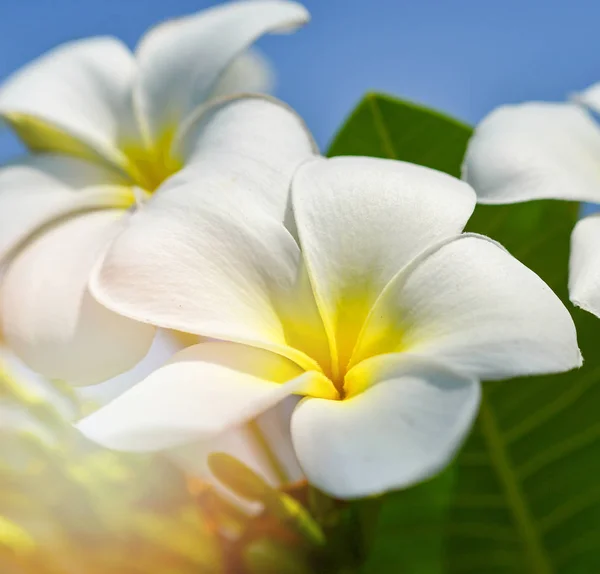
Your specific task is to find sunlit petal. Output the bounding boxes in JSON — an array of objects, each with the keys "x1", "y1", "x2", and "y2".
[
  {"x1": 135, "y1": 0, "x2": 309, "y2": 143},
  {"x1": 174, "y1": 95, "x2": 317, "y2": 221},
  {"x1": 0, "y1": 37, "x2": 136, "y2": 170},
  {"x1": 463, "y1": 102, "x2": 600, "y2": 204},
  {"x1": 77, "y1": 341, "x2": 321, "y2": 451},
  {"x1": 92, "y1": 104, "x2": 326, "y2": 371}
]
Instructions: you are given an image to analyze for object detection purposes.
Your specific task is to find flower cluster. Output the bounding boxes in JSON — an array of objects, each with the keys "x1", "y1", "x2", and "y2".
[{"x1": 0, "y1": 0, "x2": 597, "y2": 571}]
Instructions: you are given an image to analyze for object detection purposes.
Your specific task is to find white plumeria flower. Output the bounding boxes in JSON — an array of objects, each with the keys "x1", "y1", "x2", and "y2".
[
  {"x1": 0, "y1": 0, "x2": 308, "y2": 190},
  {"x1": 462, "y1": 85, "x2": 600, "y2": 318},
  {"x1": 0, "y1": 94, "x2": 317, "y2": 386},
  {"x1": 76, "y1": 145, "x2": 581, "y2": 498},
  {"x1": 0, "y1": 0, "x2": 310, "y2": 386},
  {"x1": 0, "y1": 94, "x2": 315, "y2": 491}
]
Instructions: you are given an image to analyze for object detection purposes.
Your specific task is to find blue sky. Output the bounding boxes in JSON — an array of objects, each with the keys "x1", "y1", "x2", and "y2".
[{"x1": 0, "y1": 0, "x2": 599, "y2": 155}]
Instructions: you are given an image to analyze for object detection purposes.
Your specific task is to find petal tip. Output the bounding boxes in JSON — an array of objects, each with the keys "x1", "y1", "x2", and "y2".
[
  {"x1": 264, "y1": 0, "x2": 311, "y2": 31},
  {"x1": 571, "y1": 292, "x2": 600, "y2": 321}
]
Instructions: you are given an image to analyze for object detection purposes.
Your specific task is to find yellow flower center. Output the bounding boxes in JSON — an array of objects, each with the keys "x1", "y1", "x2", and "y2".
[
  {"x1": 5, "y1": 113, "x2": 183, "y2": 194},
  {"x1": 120, "y1": 126, "x2": 184, "y2": 192},
  {"x1": 279, "y1": 284, "x2": 400, "y2": 403}
]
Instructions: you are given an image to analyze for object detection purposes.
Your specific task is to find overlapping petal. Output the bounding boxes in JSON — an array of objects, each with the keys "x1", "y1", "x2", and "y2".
[
  {"x1": 292, "y1": 156, "x2": 476, "y2": 372},
  {"x1": 0, "y1": 3, "x2": 317, "y2": 418},
  {"x1": 1, "y1": 210, "x2": 155, "y2": 385},
  {"x1": 353, "y1": 234, "x2": 581, "y2": 379},
  {"x1": 75, "y1": 329, "x2": 189, "y2": 405},
  {"x1": 110, "y1": 189, "x2": 344, "y2": 379},
  {"x1": 0, "y1": 154, "x2": 133, "y2": 262},
  {"x1": 134, "y1": 0, "x2": 309, "y2": 142},
  {"x1": 463, "y1": 102, "x2": 600, "y2": 204},
  {"x1": 291, "y1": 356, "x2": 480, "y2": 498},
  {"x1": 171, "y1": 397, "x2": 304, "y2": 488},
  {"x1": 91, "y1": 189, "x2": 317, "y2": 368},
  {"x1": 569, "y1": 214, "x2": 600, "y2": 316},
  {"x1": 92, "y1": 97, "x2": 325, "y2": 371},
  {"x1": 76, "y1": 341, "x2": 325, "y2": 451},
  {"x1": 174, "y1": 95, "x2": 317, "y2": 221},
  {"x1": 209, "y1": 49, "x2": 274, "y2": 99},
  {"x1": 0, "y1": 38, "x2": 136, "y2": 170},
  {"x1": 254, "y1": 396, "x2": 304, "y2": 481},
  {"x1": 73, "y1": 121, "x2": 583, "y2": 502}
]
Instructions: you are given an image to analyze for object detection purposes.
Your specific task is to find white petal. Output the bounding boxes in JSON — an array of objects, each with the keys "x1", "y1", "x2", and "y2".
[
  {"x1": 0, "y1": 154, "x2": 133, "y2": 262},
  {"x1": 172, "y1": 399, "x2": 303, "y2": 487},
  {"x1": 0, "y1": 38, "x2": 136, "y2": 170},
  {"x1": 1, "y1": 210, "x2": 155, "y2": 385},
  {"x1": 209, "y1": 49, "x2": 275, "y2": 98},
  {"x1": 77, "y1": 341, "x2": 318, "y2": 451},
  {"x1": 292, "y1": 156, "x2": 475, "y2": 371},
  {"x1": 256, "y1": 395, "x2": 304, "y2": 481},
  {"x1": 354, "y1": 234, "x2": 581, "y2": 380},
  {"x1": 91, "y1": 169, "x2": 331, "y2": 374},
  {"x1": 134, "y1": 0, "x2": 309, "y2": 142},
  {"x1": 76, "y1": 329, "x2": 187, "y2": 405},
  {"x1": 291, "y1": 356, "x2": 480, "y2": 499},
  {"x1": 569, "y1": 214, "x2": 600, "y2": 317},
  {"x1": 573, "y1": 81, "x2": 600, "y2": 115},
  {"x1": 463, "y1": 102, "x2": 600, "y2": 204},
  {"x1": 174, "y1": 95, "x2": 317, "y2": 222},
  {"x1": 92, "y1": 196, "x2": 294, "y2": 347}
]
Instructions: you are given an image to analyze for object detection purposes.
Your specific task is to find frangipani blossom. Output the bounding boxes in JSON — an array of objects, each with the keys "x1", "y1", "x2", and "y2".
[
  {"x1": 462, "y1": 87, "x2": 600, "y2": 318},
  {"x1": 0, "y1": 95, "x2": 317, "y2": 386},
  {"x1": 78, "y1": 152, "x2": 580, "y2": 499},
  {"x1": 77, "y1": 330, "x2": 304, "y2": 489},
  {"x1": 0, "y1": 0, "x2": 307, "y2": 190},
  {"x1": 0, "y1": 0, "x2": 311, "y2": 385}
]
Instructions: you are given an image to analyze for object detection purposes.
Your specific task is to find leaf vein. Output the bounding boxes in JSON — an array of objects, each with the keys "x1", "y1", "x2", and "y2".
[
  {"x1": 517, "y1": 422, "x2": 600, "y2": 481},
  {"x1": 367, "y1": 94, "x2": 398, "y2": 159},
  {"x1": 479, "y1": 397, "x2": 552, "y2": 573},
  {"x1": 505, "y1": 365, "x2": 600, "y2": 445}
]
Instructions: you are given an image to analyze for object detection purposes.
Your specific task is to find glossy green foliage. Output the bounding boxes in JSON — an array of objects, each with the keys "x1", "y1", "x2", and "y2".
[{"x1": 329, "y1": 93, "x2": 600, "y2": 573}]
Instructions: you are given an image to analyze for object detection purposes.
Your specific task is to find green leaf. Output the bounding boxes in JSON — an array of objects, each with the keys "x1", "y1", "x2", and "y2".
[
  {"x1": 328, "y1": 92, "x2": 600, "y2": 573},
  {"x1": 360, "y1": 468, "x2": 456, "y2": 574},
  {"x1": 328, "y1": 93, "x2": 471, "y2": 178}
]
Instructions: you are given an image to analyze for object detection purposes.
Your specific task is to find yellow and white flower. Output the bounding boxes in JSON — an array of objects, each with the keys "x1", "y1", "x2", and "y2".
[
  {"x1": 0, "y1": 0, "x2": 308, "y2": 190},
  {"x1": 462, "y1": 85, "x2": 600, "y2": 319},
  {"x1": 77, "y1": 143, "x2": 581, "y2": 498},
  {"x1": 0, "y1": 0, "x2": 311, "y2": 386}
]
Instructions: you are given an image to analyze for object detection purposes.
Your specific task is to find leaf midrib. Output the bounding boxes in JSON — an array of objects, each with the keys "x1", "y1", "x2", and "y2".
[
  {"x1": 367, "y1": 94, "x2": 398, "y2": 159},
  {"x1": 479, "y1": 397, "x2": 552, "y2": 573}
]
